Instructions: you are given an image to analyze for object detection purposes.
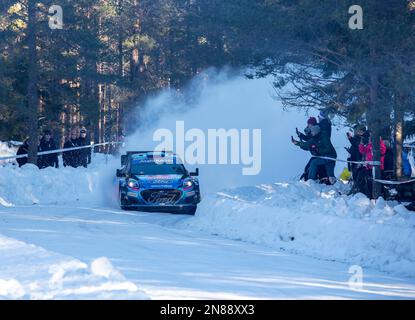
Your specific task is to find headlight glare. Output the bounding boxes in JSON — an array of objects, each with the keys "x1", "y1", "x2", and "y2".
[
  {"x1": 183, "y1": 180, "x2": 193, "y2": 189},
  {"x1": 127, "y1": 179, "x2": 139, "y2": 189}
]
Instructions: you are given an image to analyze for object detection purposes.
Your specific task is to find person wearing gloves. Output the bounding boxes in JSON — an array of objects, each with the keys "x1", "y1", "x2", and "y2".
[
  {"x1": 292, "y1": 125, "x2": 337, "y2": 185},
  {"x1": 296, "y1": 117, "x2": 317, "y2": 142}
]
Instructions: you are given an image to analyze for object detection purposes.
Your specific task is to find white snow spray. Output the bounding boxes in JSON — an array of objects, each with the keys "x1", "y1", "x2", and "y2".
[{"x1": 123, "y1": 68, "x2": 348, "y2": 193}]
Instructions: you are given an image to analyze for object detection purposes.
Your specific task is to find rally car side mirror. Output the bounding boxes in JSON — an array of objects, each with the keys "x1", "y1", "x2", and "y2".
[
  {"x1": 121, "y1": 155, "x2": 127, "y2": 166},
  {"x1": 190, "y1": 168, "x2": 199, "y2": 176},
  {"x1": 116, "y1": 169, "x2": 124, "y2": 177}
]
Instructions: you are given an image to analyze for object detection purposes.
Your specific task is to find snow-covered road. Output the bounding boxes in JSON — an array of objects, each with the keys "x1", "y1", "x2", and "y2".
[{"x1": 1, "y1": 204, "x2": 415, "y2": 299}]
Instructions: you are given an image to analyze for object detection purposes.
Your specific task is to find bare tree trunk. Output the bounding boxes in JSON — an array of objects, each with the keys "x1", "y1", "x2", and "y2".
[
  {"x1": 59, "y1": 111, "x2": 66, "y2": 148},
  {"x1": 98, "y1": 84, "x2": 105, "y2": 149},
  {"x1": 107, "y1": 84, "x2": 112, "y2": 146},
  {"x1": 117, "y1": 0, "x2": 124, "y2": 78},
  {"x1": 27, "y1": 0, "x2": 39, "y2": 164},
  {"x1": 394, "y1": 95, "x2": 404, "y2": 179},
  {"x1": 369, "y1": 73, "x2": 382, "y2": 199},
  {"x1": 93, "y1": 122, "x2": 100, "y2": 152}
]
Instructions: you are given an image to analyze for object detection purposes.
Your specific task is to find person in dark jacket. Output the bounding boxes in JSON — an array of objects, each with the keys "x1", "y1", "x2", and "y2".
[
  {"x1": 297, "y1": 119, "x2": 323, "y2": 181},
  {"x1": 38, "y1": 130, "x2": 59, "y2": 169},
  {"x1": 77, "y1": 127, "x2": 91, "y2": 168},
  {"x1": 63, "y1": 129, "x2": 80, "y2": 168},
  {"x1": 292, "y1": 125, "x2": 337, "y2": 184},
  {"x1": 382, "y1": 140, "x2": 393, "y2": 180},
  {"x1": 345, "y1": 124, "x2": 365, "y2": 179},
  {"x1": 16, "y1": 139, "x2": 29, "y2": 167},
  {"x1": 317, "y1": 110, "x2": 332, "y2": 138},
  {"x1": 296, "y1": 117, "x2": 317, "y2": 142}
]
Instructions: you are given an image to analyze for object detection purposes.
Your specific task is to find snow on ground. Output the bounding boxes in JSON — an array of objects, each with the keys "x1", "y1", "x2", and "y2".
[
  {"x1": 0, "y1": 154, "x2": 117, "y2": 207},
  {"x1": 2, "y1": 158, "x2": 413, "y2": 280},
  {"x1": 1, "y1": 205, "x2": 415, "y2": 299},
  {"x1": 0, "y1": 152, "x2": 415, "y2": 300},
  {"x1": 0, "y1": 162, "x2": 415, "y2": 298},
  {"x1": 181, "y1": 181, "x2": 415, "y2": 278},
  {"x1": 0, "y1": 234, "x2": 148, "y2": 299}
]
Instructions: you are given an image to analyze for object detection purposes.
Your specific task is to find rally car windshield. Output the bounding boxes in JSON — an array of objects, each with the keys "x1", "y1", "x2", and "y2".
[{"x1": 131, "y1": 161, "x2": 187, "y2": 175}]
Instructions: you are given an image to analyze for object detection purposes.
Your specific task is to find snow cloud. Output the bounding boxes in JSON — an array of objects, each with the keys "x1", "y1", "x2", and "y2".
[{"x1": 124, "y1": 68, "x2": 348, "y2": 192}]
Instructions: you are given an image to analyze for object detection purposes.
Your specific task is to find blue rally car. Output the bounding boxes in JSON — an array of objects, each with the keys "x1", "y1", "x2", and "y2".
[{"x1": 116, "y1": 151, "x2": 201, "y2": 215}]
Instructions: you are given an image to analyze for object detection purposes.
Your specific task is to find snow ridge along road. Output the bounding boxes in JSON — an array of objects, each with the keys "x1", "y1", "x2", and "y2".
[
  {"x1": 0, "y1": 234, "x2": 147, "y2": 299},
  {"x1": 1, "y1": 203, "x2": 415, "y2": 299},
  {"x1": 0, "y1": 157, "x2": 415, "y2": 299}
]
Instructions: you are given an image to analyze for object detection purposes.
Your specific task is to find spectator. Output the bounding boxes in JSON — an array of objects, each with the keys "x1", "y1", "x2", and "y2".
[
  {"x1": 317, "y1": 110, "x2": 332, "y2": 138},
  {"x1": 358, "y1": 133, "x2": 387, "y2": 171},
  {"x1": 38, "y1": 129, "x2": 59, "y2": 169},
  {"x1": 382, "y1": 140, "x2": 393, "y2": 179},
  {"x1": 351, "y1": 132, "x2": 386, "y2": 198},
  {"x1": 77, "y1": 127, "x2": 91, "y2": 168},
  {"x1": 296, "y1": 117, "x2": 317, "y2": 142},
  {"x1": 292, "y1": 125, "x2": 337, "y2": 184},
  {"x1": 297, "y1": 119, "x2": 325, "y2": 182},
  {"x1": 16, "y1": 139, "x2": 29, "y2": 167},
  {"x1": 63, "y1": 129, "x2": 80, "y2": 168},
  {"x1": 345, "y1": 124, "x2": 366, "y2": 179}
]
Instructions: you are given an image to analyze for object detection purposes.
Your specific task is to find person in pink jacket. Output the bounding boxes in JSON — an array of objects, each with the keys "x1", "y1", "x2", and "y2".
[{"x1": 358, "y1": 131, "x2": 386, "y2": 170}]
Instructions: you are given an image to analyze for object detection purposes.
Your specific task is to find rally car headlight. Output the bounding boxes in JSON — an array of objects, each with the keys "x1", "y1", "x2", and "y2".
[
  {"x1": 127, "y1": 179, "x2": 140, "y2": 189},
  {"x1": 183, "y1": 180, "x2": 193, "y2": 189}
]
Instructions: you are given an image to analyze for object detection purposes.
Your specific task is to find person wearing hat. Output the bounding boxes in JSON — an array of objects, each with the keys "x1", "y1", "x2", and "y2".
[
  {"x1": 38, "y1": 129, "x2": 59, "y2": 169},
  {"x1": 345, "y1": 124, "x2": 366, "y2": 179},
  {"x1": 296, "y1": 117, "x2": 317, "y2": 142},
  {"x1": 317, "y1": 110, "x2": 332, "y2": 139},
  {"x1": 63, "y1": 127, "x2": 80, "y2": 168},
  {"x1": 292, "y1": 125, "x2": 337, "y2": 184},
  {"x1": 77, "y1": 126, "x2": 91, "y2": 168}
]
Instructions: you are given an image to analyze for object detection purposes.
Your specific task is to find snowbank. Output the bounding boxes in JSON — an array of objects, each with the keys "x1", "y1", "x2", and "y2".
[
  {"x1": 0, "y1": 154, "x2": 118, "y2": 207},
  {"x1": 181, "y1": 181, "x2": 415, "y2": 278},
  {"x1": 0, "y1": 234, "x2": 148, "y2": 299}
]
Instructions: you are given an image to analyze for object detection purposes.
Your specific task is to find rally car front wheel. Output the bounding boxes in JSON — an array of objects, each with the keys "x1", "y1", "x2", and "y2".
[{"x1": 119, "y1": 190, "x2": 130, "y2": 210}]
